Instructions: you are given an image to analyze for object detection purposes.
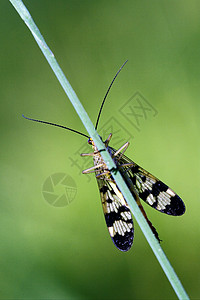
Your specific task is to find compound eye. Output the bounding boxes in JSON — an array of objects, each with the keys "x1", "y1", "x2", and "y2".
[{"x1": 88, "y1": 138, "x2": 93, "y2": 145}]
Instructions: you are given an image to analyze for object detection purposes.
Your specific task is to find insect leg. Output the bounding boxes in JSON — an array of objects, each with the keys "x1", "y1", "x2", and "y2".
[
  {"x1": 80, "y1": 152, "x2": 95, "y2": 157},
  {"x1": 104, "y1": 133, "x2": 112, "y2": 147},
  {"x1": 113, "y1": 142, "x2": 130, "y2": 160},
  {"x1": 81, "y1": 149, "x2": 106, "y2": 157},
  {"x1": 82, "y1": 163, "x2": 104, "y2": 174}
]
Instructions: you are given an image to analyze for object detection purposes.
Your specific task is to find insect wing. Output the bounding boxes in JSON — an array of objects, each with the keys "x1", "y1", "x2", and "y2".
[
  {"x1": 111, "y1": 149, "x2": 185, "y2": 216},
  {"x1": 96, "y1": 176, "x2": 134, "y2": 252}
]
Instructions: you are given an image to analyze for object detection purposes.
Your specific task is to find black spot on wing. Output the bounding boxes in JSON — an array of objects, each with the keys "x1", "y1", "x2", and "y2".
[
  {"x1": 139, "y1": 188, "x2": 159, "y2": 209},
  {"x1": 106, "y1": 198, "x2": 113, "y2": 204},
  {"x1": 139, "y1": 189, "x2": 150, "y2": 201},
  {"x1": 141, "y1": 175, "x2": 146, "y2": 182},
  {"x1": 100, "y1": 185, "x2": 109, "y2": 194},
  {"x1": 151, "y1": 181, "x2": 168, "y2": 197},
  {"x1": 130, "y1": 175, "x2": 136, "y2": 185},
  {"x1": 163, "y1": 195, "x2": 186, "y2": 216},
  {"x1": 112, "y1": 229, "x2": 134, "y2": 252},
  {"x1": 105, "y1": 206, "x2": 130, "y2": 227},
  {"x1": 131, "y1": 165, "x2": 139, "y2": 174},
  {"x1": 105, "y1": 211, "x2": 121, "y2": 227}
]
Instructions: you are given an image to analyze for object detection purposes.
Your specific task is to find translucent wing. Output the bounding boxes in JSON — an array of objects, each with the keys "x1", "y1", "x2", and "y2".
[
  {"x1": 82, "y1": 137, "x2": 185, "y2": 251},
  {"x1": 96, "y1": 176, "x2": 134, "y2": 252},
  {"x1": 111, "y1": 148, "x2": 185, "y2": 216}
]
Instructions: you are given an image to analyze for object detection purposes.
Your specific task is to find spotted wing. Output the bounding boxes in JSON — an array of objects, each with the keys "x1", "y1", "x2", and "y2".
[
  {"x1": 111, "y1": 149, "x2": 186, "y2": 216},
  {"x1": 96, "y1": 176, "x2": 134, "y2": 252}
]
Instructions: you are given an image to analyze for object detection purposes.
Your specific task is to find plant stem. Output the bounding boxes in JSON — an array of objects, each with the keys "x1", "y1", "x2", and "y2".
[{"x1": 9, "y1": 1, "x2": 189, "y2": 299}]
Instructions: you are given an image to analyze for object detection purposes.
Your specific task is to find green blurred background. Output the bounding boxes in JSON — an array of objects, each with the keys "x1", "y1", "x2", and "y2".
[{"x1": 1, "y1": 1, "x2": 200, "y2": 299}]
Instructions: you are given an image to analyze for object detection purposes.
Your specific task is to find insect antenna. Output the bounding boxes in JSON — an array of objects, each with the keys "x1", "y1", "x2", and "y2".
[
  {"x1": 95, "y1": 60, "x2": 128, "y2": 130},
  {"x1": 23, "y1": 61, "x2": 127, "y2": 138},
  {"x1": 22, "y1": 114, "x2": 89, "y2": 138}
]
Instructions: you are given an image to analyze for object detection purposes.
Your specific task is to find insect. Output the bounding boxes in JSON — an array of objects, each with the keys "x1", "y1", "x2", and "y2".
[{"x1": 23, "y1": 60, "x2": 185, "y2": 252}]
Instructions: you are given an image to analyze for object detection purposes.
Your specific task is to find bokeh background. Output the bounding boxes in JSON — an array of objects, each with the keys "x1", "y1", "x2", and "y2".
[{"x1": 1, "y1": 1, "x2": 200, "y2": 299}]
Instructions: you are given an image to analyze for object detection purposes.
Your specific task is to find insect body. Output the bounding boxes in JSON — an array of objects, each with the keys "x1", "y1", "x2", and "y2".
[
  {"x1": 23, "y1": 60, "x2": 185, "y2": 252},
  {"x1": 81, "y1": 133, "x2": 185, "y2": 251}
]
